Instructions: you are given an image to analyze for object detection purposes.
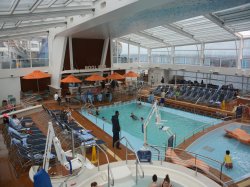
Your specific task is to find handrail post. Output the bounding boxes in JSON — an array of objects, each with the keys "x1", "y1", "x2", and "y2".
[
  {"x1": 195, "y1": 154, "x2": 197, "y2": 176},
  {"x1": 220, "y1": 163, "x2": 223, "y2": 180},
  {"x1": 71, "y1": 130, "x2": 75, "y2": 158},
  {"x1": 126, "y1": 141, "x2": 128, "y2": 164},
  {"x1": 108, "y1": 164, "x2": 110, "y2": 187},
  {"x1": 97, "y1": 147, "x2": 100, "y2": 171},
  {"x1": 136, "y1": 159, "x2": 138, "y2": 184}
]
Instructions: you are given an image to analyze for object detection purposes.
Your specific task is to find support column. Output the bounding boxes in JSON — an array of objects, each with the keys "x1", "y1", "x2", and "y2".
[
  {"x1": 148, "y1": 48, "x2": 151, "y2": 64},
  {"x1": 69, "y1": 36, "x2": 74, "y2": 70},
  {"x1": 200, "y1": 43, "x2": 205, "y2": 66},
  {"x1": 48, "y1": 34, "x2": 67, "y2": 90},
  {"x1": 237, "y1": 37, "x2": 243, "y2": 69},
  {"x1": 100, "y1": 38, "x2": 109, "y2": 67},
  {"x1": 171, "y1": 46, "x2": 175, "y2": 64},
  {"x1": 110, "y1": 39, "x2": 114, "y2": 68}
]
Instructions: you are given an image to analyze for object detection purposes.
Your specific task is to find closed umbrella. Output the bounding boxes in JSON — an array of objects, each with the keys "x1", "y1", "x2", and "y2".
[{"x1": 22, "y1": 70, "x2": 51, "y2": 93}]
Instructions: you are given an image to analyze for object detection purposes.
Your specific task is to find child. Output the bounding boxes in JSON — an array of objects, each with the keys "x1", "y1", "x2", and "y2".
[{"x1": 224, "y1": 150, "x2": 233, "y2": 169}]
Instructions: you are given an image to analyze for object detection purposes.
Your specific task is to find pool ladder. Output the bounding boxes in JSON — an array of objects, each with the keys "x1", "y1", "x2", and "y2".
[
  {"x1": 113, "y1": 136, "x2": 144, "y2": 185},
  {"x1": 147, "y1": 145, "x2": 229, "y2": 187}
]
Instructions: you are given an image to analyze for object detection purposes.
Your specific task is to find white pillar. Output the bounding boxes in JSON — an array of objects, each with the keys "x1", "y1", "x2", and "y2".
[
  {"x1": 237, "y1": 37, "x2": 243, "y2": 69},
  {"x1": 69, "y1": 36, "x2": 74, "y2": 70},
  {"x1": 110, "y1": 39, "x2": 114, "y2": 68},
  {"x1": 100, "y1": 38, "x2": 109, "y2": 67},
  {"x1": 171, "y1": 46, "x2": 175, "y2": 64},
  {"x1": 148, "y1": 48, "x2": 151, "y2": 64},
  {"x1": 48, "y1": 35, "x2": 67, "y2": 89},
  {"x1": 200, "y1": 43, "x2": 205, "y2": 66}
]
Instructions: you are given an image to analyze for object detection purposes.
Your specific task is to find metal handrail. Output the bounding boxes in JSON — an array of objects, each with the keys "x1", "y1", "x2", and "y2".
[
  {"x1": 95, "y1": 143, "x2": 114, "y2": 187},
  {"x1": 180, "y1": 115, "x2": 233, "y2": 145},
  {"x1": 180, "y1": 119, "x2": 220, "y2": 144},
  {"x1": 148, "y1": 145, "x2": 228, "y2": 187},
  {"x1": 148, "y1": 145, "x2": 161, "y2": 161},
  {"x1": 81, "y1": 142, "x2": 114, "y2": 187},
  {"x1": 114, "y1": 136, "x2": 144, "y2": 184}
]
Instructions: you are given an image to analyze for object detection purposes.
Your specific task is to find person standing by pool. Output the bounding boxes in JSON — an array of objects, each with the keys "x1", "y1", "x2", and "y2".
[
  {"x1": 224, "y1": 150, "x2": 233, "y2": 169},
  {"x1": 112, "y1": 111, "x2": 121, "y2": 149}
]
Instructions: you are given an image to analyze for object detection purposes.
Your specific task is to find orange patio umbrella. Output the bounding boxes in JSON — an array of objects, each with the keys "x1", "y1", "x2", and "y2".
[
  {"x1": 106, "y1": 72, "x2": 125, "y2": 80},
  {"x1": 123, "y1": 71, "x2": 139, "y2": 78},
  {"x1": 61, "y1": 75, "x2": 82, "y2": 83},
  {"x1": 85, "y1": 74, "x2": 105, "y2": 81},
  {"x1": 22, "y1": 70, "x2": 51, "y2": 92}
]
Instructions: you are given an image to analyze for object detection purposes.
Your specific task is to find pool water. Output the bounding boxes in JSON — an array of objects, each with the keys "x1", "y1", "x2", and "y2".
[
  {"x1": 103, "y1": 176, "x2": 183, "y2": 187},
  {"x1": 187, "y1": 123, "x2": 250, "y2": 182},
  {"x1": 82, "y1": 101, "x2": 220, "y2": 149}
]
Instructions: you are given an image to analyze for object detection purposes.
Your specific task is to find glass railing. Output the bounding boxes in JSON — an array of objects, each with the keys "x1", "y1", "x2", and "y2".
[{"x1": 0, "y1": 57, "x2": 49, "y2": 69}]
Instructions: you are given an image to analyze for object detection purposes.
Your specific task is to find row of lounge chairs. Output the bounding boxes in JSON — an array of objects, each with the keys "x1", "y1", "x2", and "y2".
[
  {"x1": 2, "y1": 115, "x2": 54, "y2": 177},
  {"x1": 153, "y1": 84, "x2": 236, "y2": 107},
  {"x1": 43, "y1": 106, "x2": 105, "y2": 148}
]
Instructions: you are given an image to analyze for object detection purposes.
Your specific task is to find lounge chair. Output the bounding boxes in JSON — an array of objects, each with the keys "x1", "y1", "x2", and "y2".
[{"x1": 225, "y1": 128, "x2": 250, "y2": 144}]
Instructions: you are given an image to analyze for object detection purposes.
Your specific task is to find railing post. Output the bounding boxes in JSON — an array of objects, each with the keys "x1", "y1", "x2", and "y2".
[
  {"x1": 108, "y1": 164, "x2": 110, "y2": 187},
  {"x1": 136, "y1": 159, "x2": 138, "y2": 184},
  {"x1": 71, "y1": 130, "x2": 75, "y2": 158},
  {"x1": 195, "y1": 155, "x2": 197, "y2": 176},
  {"x1": 220, "y1": 164, "x2": 223, "y2": 180},
  {"x1": 97, "y1": 148, "x2": 100, "y2": 171},
  {"x1": 126, "y1": 141, "x2": 128, "y2": 164}
]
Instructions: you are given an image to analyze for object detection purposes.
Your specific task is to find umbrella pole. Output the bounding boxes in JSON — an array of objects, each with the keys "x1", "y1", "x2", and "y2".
[{"x1": 37, "y1": 79, "x2": 39, "y2": 93}]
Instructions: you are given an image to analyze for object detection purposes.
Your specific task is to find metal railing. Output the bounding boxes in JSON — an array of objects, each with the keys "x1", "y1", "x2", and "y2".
[
  {"x1": 147, "y1": 145, "x2": 228, "y2": 187},
  {"x1": 179, "y1": 116, "x2": 233, "y2": 146},
  {"x1": 81, "y1": 142, "x2": 114, "y2": 187},
  {"x1": 114, "y1": 136, "x2": 144, "y2": 184}
]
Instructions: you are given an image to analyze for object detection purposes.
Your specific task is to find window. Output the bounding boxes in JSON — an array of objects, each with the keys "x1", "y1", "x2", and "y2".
[
  {"x1": 139, "y1": 47, "x2": 148, "y2": 63},
  {"x1": 242, "y1": 39, "x2": 250, "y2": 69},
  {"x1": 175, "y1": 45, "x2": 200, "y2": 65},
  {"x1": 0, "y1": 36, "x2": 48, "y2": 69},
  {"x1": 129, "y1": 44, "x2": 139, "y2": 63},
  {"x1": 151, "y1": 48, "x2": 171, "y2": 64},
  {"x1": 204, "y1": 41, "x2": 238, "y2": 67}
]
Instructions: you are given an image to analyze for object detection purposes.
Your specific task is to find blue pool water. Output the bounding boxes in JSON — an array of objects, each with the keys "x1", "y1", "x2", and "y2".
[
  {"x1": 187, "y1": 123, "x2": 250, "y2": 182},
  {"x1": 81, "y1": 101, "x2": 221, "y2": 150}
]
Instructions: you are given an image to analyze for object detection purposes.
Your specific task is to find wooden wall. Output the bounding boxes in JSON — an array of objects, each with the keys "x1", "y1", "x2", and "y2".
[{"x1": 63, "y1": 38, "x2": 111, "y2": 70}]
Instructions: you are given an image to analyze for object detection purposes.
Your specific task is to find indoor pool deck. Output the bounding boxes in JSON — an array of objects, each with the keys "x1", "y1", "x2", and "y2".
[{"x1": 0, "y1": 100, "x2": 248, "y2": 187}]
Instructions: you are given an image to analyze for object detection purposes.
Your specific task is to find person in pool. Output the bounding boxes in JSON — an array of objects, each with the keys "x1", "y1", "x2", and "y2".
[
  {"x1": 130, "y1": 112, "x2": 138, "y2": 120},
  {"x1": 223, "y1": 150, "x2": 233, "y2": 169}
]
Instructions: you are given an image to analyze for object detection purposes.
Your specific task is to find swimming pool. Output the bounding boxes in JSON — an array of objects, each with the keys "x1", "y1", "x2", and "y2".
[
  {"x1": 81, "y1": 101, "x2": 221, "y2": 150},
  {"x1": 187, "y1": 123, "x2": 250, "y2": 182}
]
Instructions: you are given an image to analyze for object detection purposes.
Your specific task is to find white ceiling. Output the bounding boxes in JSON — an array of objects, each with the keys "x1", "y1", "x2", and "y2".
[
  {"x1": 0, "y1": 0, "x2": 96, "y2": 39},
  {"x1": 0, "y1": 0, "x2": 250, "y2": 48}
]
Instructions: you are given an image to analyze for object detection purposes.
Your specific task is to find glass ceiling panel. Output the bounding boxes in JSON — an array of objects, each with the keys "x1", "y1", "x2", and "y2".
[
  {"x1": 40, "y1": 0, "x2": 52, "y2": 6},
  {"x1": 16, "y1": 0, "x2": 37, "y2": 11},
  {"x1": 0, "y1": 0, "x2": 14, "y2": 12},
  {"x1": 54, "y1": 0, "x2": 69, "y2": 5}
]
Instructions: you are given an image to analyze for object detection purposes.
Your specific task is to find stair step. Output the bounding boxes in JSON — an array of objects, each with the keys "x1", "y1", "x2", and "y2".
[{"x1": 111, "y1": 165, "x2": 132, "y2": 180}]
